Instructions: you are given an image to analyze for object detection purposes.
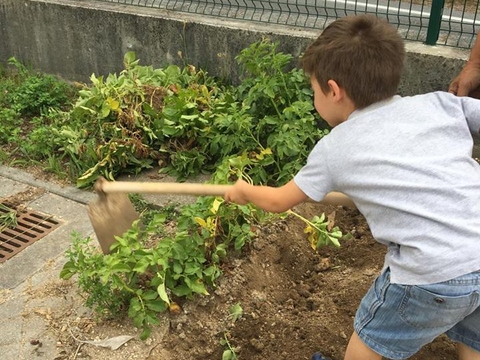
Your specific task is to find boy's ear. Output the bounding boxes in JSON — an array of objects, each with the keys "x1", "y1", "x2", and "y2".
[{"x1": 327, "y1": 79, "x2": 345, "y2": 102}]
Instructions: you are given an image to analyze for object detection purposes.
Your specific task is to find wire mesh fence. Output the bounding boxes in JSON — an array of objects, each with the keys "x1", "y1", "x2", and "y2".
[{"x1": 96, "y1": 0, "x2": 479, "y2": 48}]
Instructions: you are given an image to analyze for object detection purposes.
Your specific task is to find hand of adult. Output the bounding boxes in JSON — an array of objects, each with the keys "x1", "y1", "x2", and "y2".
[{"x1": 449, "y1": 62, "x2": 480, "y2": 98}]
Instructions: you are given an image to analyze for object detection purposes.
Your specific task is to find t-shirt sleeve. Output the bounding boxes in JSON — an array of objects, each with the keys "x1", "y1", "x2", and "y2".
[
  {"x1": 293, "y1": 138, "x2": 334, "y2": 202},
  {"x1": 461, "y1": 97, "x2": 480, "y2": 140}
]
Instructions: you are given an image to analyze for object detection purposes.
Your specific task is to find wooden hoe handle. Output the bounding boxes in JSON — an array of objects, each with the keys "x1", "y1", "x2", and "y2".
[
  {"x1": 96, "y1": 180, "x2": 232, "y2": 197},
  {"x1": 94, "y1": 178, "x2": 356, "y2": 209}
]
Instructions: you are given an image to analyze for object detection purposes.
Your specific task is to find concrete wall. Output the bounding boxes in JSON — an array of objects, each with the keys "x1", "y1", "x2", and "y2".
[{"x1": 0, "y1": 0, "x2": 471, "y2": 95}]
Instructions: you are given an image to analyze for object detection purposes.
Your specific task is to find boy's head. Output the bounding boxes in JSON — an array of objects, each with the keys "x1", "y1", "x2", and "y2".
[{"x1": 301, "y1": 15, "x2": 405, "y2": 109}]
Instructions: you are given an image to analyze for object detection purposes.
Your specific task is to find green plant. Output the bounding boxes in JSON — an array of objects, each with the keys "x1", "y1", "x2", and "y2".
[
  {"x1": 0, "y1": 204, "x2": 18, "y2": 232},
  {"x1": 220, "y1": 303, "x2": 243, "y2": 360},
  {"x1": 204, "y1": 39, "x2": 327, "y2": 185},
  {"x1": 5, "y1": 57, "x2": 74, "y2": 117},
  {"x1": 0, "y1": 108, "x2": 22, "y2": 144},
  {"x1": 60, "y1": 200, "x2": 235, "y2": 339},
  {"x1": 213, "y1": 154, "x2": 343, "y2": 248},
  {"x1": 0, "y1": 58, "x2": 78, "y2": 176},
  {"x1": 128, "y1": 193, "x2": 180, "y2": 227},
  {"x1": 19, "y1": 40, "x2": 348, "y2": 347},
  {"x1": 72, "y1": 52, "x2": 224, "y2": 187},
  {"x1": 288, "y1": 210, "x2": 343, "y2": 248},
  {"x1": 2, "y1": 42, "x2": 330, "y2": 189}
]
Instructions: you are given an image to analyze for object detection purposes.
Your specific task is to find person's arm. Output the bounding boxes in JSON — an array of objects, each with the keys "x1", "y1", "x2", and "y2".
[
  {"x1": 321, "y1": 192, "x2": 356, "y2": 208},
  {"x1": 224, "y1": 179, "x2": 356, "y2": 212},
  {"x1": 224, "y1": 179, "x2": 308, "y2": 213},
  {"x1": 449, "y1": 32, "x2": 480, "y2": 97}
]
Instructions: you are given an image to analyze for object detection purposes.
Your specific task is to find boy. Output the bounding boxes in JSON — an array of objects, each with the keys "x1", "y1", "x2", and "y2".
[{"x1": 224, "y1": 15, "x2": 480, "y2": 360}]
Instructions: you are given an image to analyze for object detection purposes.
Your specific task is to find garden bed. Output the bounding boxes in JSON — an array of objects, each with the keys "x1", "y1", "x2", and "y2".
[{"x1": 25, "y1": 201, "x2": 456, "y2": 360}]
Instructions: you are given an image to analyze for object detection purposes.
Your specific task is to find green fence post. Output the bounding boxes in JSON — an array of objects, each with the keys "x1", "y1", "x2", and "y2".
[{"x1": 426, "y1": 0, "x2": 445, "y2": 45}]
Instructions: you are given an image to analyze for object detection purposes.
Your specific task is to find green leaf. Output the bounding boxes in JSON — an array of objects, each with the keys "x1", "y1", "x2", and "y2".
[
  {"x1": 133, "y1": 259, "x2": 150, "y2": 273},
  {"x1": 140, "y1": 326, "x2": 151, "y2": 340},
  {"x1": 173, "y1": 262, "x2": 183, "y2": 274},
  {"x1": 124, "y1": 51, "x2": 136, "y2": 65},
  {"x1": 146, "y1": 312, "x2": 160, "y2": 325},
  {"x1": 157, "y1": 282, "x2": 170, "y2": 305},
  {"x1": 162, "y1": 126, "x2": 178, "y2": 136},
  {"x1": 222, "y1": 350, "x2": 237, "y2": 360},
  {"x1": 171, "y1": 284, "x2": 192, "y2": 297},
  {"x1": 130, "y1": 297, "x2": 142, "y2": 312},
  {"x1": 185, "y1": 277, "x2": 209, "y2": 295},
  {"x1": 59, "y1": 261, "x2": 77, "y2": 280},
  {"x1": 146, "y1": 300, "x2": 167, "y2": 312},
  {"x1": 203, "y1": 265, "x2": 218, "y2": 277},
  {"x1": 100, "y1": 102, "x2": 111, "y2": 119},
  {"x1": 142, "y1": 290, "x2": 158, "y2": 300},
  {"x1": 111, "y1": 263, "x2": 131, "y2": 272},
  {"x1": 228, "y1": 303, "x2": 243, "y2": 322},
  {"x1": 184, "y1": 262, "x2": 200, "y2": 275}
]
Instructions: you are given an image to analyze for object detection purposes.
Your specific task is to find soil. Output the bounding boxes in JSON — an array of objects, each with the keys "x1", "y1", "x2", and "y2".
[{"x1": 7, "y1": 184, "x2": 458, "y2": 360}]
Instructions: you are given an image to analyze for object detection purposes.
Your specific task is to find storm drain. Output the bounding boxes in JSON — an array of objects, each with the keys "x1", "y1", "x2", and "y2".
[{"x1": 0, "y1": 206, "x2": 62, "y2": 263}]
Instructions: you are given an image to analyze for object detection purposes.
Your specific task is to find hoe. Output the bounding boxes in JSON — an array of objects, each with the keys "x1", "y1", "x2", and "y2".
[{"x1": 88, "y1": 177, "x2": 354, "y2": 254}]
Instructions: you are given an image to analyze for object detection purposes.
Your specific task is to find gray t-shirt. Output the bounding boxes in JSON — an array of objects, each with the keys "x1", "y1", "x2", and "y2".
[{"x1": 294, "y1": 91, "x2": 480, "y2": 285}]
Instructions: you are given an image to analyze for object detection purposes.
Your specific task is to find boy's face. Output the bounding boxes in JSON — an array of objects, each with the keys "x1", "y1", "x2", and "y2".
[{"x1": 311, "y1": 76, "x2": 341, "y2": 127}]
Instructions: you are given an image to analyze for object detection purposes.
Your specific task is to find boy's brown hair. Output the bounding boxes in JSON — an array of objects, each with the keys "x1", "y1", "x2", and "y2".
[{"x1": 301, "y1": 15, "x2": 405, "y2": 109}]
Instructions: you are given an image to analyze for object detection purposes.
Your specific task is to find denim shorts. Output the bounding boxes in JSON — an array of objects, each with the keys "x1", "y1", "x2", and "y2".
[{"x1": 354, "y1": 267, "x2": 480, "y2": 360}]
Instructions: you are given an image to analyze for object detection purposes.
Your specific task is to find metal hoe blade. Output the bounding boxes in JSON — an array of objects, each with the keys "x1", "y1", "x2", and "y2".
[{"x1": 87, "y1": 179, "x2": 140, "y2": 254}]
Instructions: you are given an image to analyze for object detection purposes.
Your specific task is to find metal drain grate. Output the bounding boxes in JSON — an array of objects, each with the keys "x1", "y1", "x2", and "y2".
[{"x1": 0, "y1": 205, "x2": 62, "y2": 263}]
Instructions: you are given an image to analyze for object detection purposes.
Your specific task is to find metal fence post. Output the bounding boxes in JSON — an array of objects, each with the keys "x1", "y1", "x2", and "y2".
[{"x1": 425, "y1": 0, "x2": 446, "y2": 45}]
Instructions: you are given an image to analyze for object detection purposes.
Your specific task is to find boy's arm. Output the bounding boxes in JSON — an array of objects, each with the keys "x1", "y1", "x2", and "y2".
[
  {"x1": 224, "y1": 179, "x2": 308, "y2": 213},
  {"x1": 224, "y1": 179, "x2": 356, "y2": 212},
  {"x1": 322, "y1": 192, "x2": 356, "y2": 208}
]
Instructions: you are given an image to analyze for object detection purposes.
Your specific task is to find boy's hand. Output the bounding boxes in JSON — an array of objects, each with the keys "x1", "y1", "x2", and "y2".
[
  {"x1": 223, "y1": 179, "x2": 309, "y2": 213},
  {"x1": 224, "y1": 179, "x2": 251, "y2": 205}
]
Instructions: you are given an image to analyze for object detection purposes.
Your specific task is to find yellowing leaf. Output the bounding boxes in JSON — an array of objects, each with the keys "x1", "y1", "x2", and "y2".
[
  {"x1": 308, "y1": 233, "x2": 317, "y2": 250},
  {"x1": 255, "y1": 147, "x2": 273, "y2": 160},
  {"x1": 211, "y1": 198, "x2": 222, "y2": 214},
  {"x1": 304, "y1": 225, "x2": 313, "y2": 234},
  {"x1": 194, "y1": 217, "x2": 207, "y2": 228},
  {"x1": 106, "y1": 97, "x2": 120, "y2": 111}
]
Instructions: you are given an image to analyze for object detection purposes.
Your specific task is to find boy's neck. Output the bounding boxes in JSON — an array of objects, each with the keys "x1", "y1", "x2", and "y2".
[
  {"x1": 347, "y1": 96, "x2": 400, "y2": 121},
  {"x1": 335, "y1": 95, "x2": 357, "y2": 126}
]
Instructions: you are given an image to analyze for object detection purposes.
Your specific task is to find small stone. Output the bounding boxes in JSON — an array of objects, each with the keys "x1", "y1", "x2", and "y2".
[
  {"x1": 250, "y1": 338, "x2": 264, "y2": 352},
  {"x1": 363, "y1": 268, "x2": 377, "y2": 276},
  {"x1": 315, "y1": 258, "x2": 331, "y2": 272}
]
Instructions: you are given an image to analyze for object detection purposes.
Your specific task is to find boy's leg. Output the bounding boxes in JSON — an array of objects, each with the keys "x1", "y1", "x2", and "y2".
[
  {"x1": 352, "y1": 268, "x2": 480, "y2": 360},
  {"x1": 343, "y1": 332, "x2": 480, "y2": 360},
  {"x1": 445, "y1": 276, "x2": 480, "y2": 359},
  {"x1": 344, "y1": 331, "x2": 382, "y2": 360},
  {"x1": 458, "y1": 343, "x2": 480, "y2": 360}
]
